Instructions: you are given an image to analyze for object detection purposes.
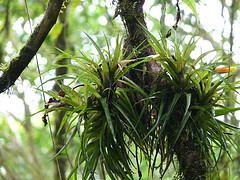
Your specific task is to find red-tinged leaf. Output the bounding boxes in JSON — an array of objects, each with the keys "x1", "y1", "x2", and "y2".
[{"x1": 214, "y1": 66, "x2": 237, "y2": 73}]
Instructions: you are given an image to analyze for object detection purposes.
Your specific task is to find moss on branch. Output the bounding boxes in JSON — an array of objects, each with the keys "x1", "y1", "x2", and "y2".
[{"x1": 0, "y1": 0, "x2": 64, "y2": 93}]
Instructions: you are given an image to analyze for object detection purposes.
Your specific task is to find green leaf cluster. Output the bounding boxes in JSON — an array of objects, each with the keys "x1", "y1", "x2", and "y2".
[
  {"x1": 41, "y1": 34, "x2": 147, "y2": 179},
  {"x1": 41, "y1": 30, "x2": 240, "y2": 179},
  {"x1": 142, "y1": 27, "x2": 240, "y2": 177}
]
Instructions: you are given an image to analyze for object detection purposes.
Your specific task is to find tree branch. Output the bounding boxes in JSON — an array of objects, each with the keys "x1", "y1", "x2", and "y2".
[{"x1": 0, "y1": 0, "x2": 64, "y2": 93}]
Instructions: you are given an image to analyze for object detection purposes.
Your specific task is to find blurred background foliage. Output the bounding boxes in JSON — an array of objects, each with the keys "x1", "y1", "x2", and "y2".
[{"x1": 0, "y1": 0, "x2": 240, "y2": 179}]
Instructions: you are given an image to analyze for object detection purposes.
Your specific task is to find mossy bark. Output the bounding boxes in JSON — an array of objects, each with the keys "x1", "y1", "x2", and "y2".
[
  {"x1": 118, "y1": 0, "x2": 162, "y2": 135},
  {"x1": 174, "y1": 132, "x2": 207, "y2": 180},
  {"x1": 118, "y1": 1, "x2": 208, "y2": 179},
  {"x1": 118, "y1": 0, "x2": 162, "y2": 91},
  {"x1": 0, "y1": 0, "x2": 64, "y2": 93}
]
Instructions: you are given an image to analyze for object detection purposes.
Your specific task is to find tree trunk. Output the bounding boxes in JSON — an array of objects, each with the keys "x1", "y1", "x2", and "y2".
[
  {"x1": 53, "y1": 6, "x2": 69, "y2": 180},
  {"x1": 117, "y1": 0, "x2": 162, "y2": 132},
  {"x1": 118, "y1": 1, "x2": 207, "y2": 179},
  {"x1": 174, "y1": 132, "x2": 207, "y2": 179},
  {"x1": 118, "y1": 0, "x2": 161, "y2": 91}
]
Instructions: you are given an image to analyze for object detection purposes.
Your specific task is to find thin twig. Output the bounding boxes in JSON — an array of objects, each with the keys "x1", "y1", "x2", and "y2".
[{"x1": 23, "y1": 0, "x2": 62, "y2": 179}]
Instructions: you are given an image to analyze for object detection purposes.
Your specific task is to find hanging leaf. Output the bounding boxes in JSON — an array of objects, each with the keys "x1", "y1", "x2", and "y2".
[
  {"x1": 49, "y1": 23, "x2": 63, "y2": 41},
  {"x1": 182, "y1": 0, "x2": 198, "y2": 24}
]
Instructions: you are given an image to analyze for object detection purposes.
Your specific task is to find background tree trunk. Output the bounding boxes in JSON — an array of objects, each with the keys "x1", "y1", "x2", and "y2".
[{"x1": 53, "y1": 6, "x2": 69, "y2": 180}]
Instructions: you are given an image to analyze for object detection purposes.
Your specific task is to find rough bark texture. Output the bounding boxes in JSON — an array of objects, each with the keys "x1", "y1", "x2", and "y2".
[
  {"x1": 118, "y1": 0, "x2": 163, "y2": 136},
  {"x1": 118, "y1": 0, "x2": 161, "y2": 91},
  {"x1": 174, "y1": 133, "x2": 207, "y2": 179},
  {"x1": 120, "y1": 0, "x2": 154, "y2": 57},
  {"x1": 118, "y1": 1, "x2": 207, "y2": 179},
  {"x1": 0, "y1": 0, "x2": 64, "y2": 93},
  {"x1": 167, "y1": 108, "x2": 208, "y2": 179}
]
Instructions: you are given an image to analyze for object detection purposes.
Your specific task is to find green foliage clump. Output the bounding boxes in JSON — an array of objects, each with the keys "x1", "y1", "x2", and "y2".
[
  {"x1": 143, "y1": 27, "x2": 240, "y2": 178},
  {"x1": 41, "y1": 31, "x2": 240, "y2": 179}
]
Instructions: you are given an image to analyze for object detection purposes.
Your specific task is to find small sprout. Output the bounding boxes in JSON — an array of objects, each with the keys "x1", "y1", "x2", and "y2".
[{"x1": 214, "y1": 66, "x2": 237, "y2": 73}]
